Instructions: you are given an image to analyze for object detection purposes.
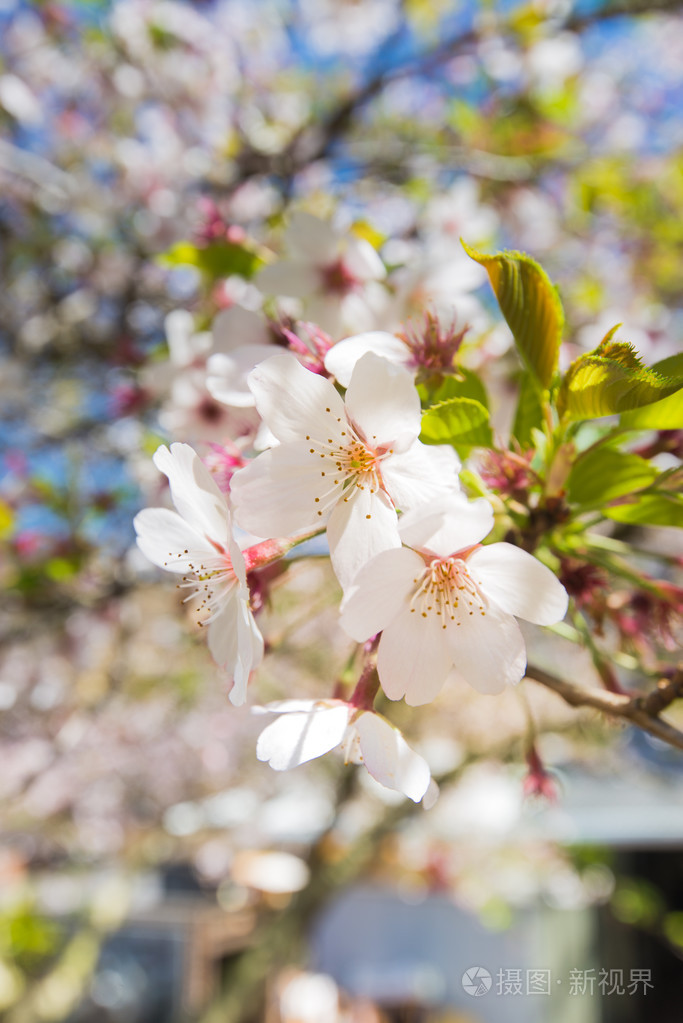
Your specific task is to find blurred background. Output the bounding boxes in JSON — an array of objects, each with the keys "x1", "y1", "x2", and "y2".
[{"x1": 2, "y1": 0, "x2": 683, "y2": 1020}]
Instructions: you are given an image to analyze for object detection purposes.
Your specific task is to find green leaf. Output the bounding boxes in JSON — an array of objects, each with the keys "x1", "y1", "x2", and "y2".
[
  {"x1": 458, "y1": 468, "x2": 490, "y2": 498},
  {"x1": 620, "y1": 389, "x2": 683, "y2": 430},
  {"x1": 420, "y1": 397, "x2": 492, "y2": 448},
  {"x1": 417, "y1": 368, "x2": 490, "y2": 410},
  {"x1": 651, "y1": 352, "x2": 683, "y2": 378},
  {"x1": 158, "y1": 240, "x2": 265, "y2": 280},
  {"x1": 462, "y1": 242, "x2": 563, "y2": 388},
  {"x1": 558, "y1": 337, "x2": 682, "y2": 421},
  {"x1": 619, "y1": 353, "x2": 683, "y2": 430},
  {"x1": 511, "y1": 370, "x2": 545, "y2": 447},
  {"x1": 605, "y1": 492, "x2": 683, "y2": 528},
  {"x1": 567, "y1": 447, "x2": 657, "y2": 508}
]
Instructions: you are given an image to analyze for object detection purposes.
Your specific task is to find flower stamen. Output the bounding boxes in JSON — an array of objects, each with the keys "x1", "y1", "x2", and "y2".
[
  {"x1": 172, "y1": 547, "x2": 238, "y2": 626},
  {"x1": 409, "y1": 555, "x2": 487, "y2": 629},
  {"x1": 305, "y1": 410, "x2": 394, "y2": 514}
]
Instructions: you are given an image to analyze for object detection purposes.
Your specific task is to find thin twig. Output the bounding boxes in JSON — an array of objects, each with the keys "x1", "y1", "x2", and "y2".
[
  {"x1": 527, "y1": 665, "x2": 683, "y2": 753},
  {"x1": 225, "y1": 0, "x2": 683, "y2": 191}
]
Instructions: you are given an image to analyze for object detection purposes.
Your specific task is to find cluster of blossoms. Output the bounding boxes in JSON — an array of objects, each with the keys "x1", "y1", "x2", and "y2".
[{"x1": 135, "y1": 217, "x2": 569, "y2": 805}]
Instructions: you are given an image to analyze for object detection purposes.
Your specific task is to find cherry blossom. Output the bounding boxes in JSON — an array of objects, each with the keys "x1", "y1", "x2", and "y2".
[
  {"x1": 256, "y1": 212, "x2": 387, "y2": 337},
  {"x1": 153, "y1": 308, "x2": 262, "y2": 444},
  {"x1": 255, "y1": 699, "x2": 432, "y2": 802},
  {"x1": 339, "y1": 495, "x2": 569, "y2": 705},
  {"x1": 324, "y1": 330, "x2": 415, "y2": 387},
  {"x1": 324, "y1": 313, "x2": 468, "y2": 387},
  {"x1": 229, "y1": 351, "x2": 461, "y2": 590},
  {"x1": 160, "y1": 369, "x2": 260, "y2": 444},
  {"x1": 165, "y1": 308, "x2": 213, "y2": 370},
  {"x1": 206, "y1": 309, "x2": 335, "y2": 411},
  {"x1": 134, "y1": 443, "x2": 263, "y2": 704},
  {"x1": 422, "y1": 179, "x2": 498, "y2": 248},
  {"x1": 206, "y1": 305, "x2": 277, "y2": 410}
]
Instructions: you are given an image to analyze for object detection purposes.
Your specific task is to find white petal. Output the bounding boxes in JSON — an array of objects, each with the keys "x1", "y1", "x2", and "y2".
[
  {"x1": 153, "y1": 443, "x2": 230, "y2": 542},
  {"x1": 226, "y1": 528, "x2": 248, "y2": 587},
  {"x1": 354, "y1": 712, "x2": 431, "y2": 802},
  {"x1": 207, "y1": 590, "x2": 240, "y2": 674},
  {"x1": 229, "y1": 597, "x2": 265, "y2": 705},
  {"x1": 256, "y1": 260, "x2": 320, "y2": 299},
  {"x1": 207, "y1": 347, "x2": 276, "y2": 408},
  {"x1": 345, "y1": 353, "x2": 421, "y2": 453},
  {"x1": 468, "y1": 543, "x2": 569, "y2": 626},
  {"x1": 303, "y1": 293, "x2": 347, "y2": 339},
  {"x1": 256, "y1": 704, "x2": 350, "y2": 770},
  {"x1": 231, "y1": 442, "x2": 339, "y2": 537},
  {"x1": 247, "y1": 353, "x2": 346, "y2": 444},
  {"x1": 381, "y1": 441, "x2": 461, "y2": 513},
  {"x1": 165, "y1": 309, "x2": 210, "y2": 366},
  {"x1": 422, "y1": 779, "x2": 440, "y2": 809},
  {"x1": 285, "y1": 212, "x2": 339, "y2": 264},
  {"x1": 206, "y1": 590, "x2": 263, "y2": 703},
  {"x1": 134, "y1": 508, "x2": 212, "y2": 573},
  {"x1": 324, "y1": 332, "x2": 411, "y2": 387},
  {"x1": 344, "y1": 236, "x2": 387, "y2": 281},
  {"x1": 398, "y1": 495, "x2": 493, "y2": 557},
  {"x1": 211, "y1": 305, "x2": 272, "y2": 353},
  {"x1": 327, "y1": 486, "x2": 401, "y2": 592},
  {"x1": 254, "y1": 699, "x2": 322, "y2": 715},
  {"x1": 418, "y1": 252, "x2": 487, "y2": 298},
  {"x1": 339, "y1": 547, "x2": 425, "y2": 641},
  {"x1": 377, "y1": 610, "x2": 454, "y2": 706},
  {"x1": 445, "y1": 603, "x2": 527, "y2": 694}
]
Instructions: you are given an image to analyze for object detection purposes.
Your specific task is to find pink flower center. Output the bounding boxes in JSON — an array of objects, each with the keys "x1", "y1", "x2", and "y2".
[
  {"x1": 409, "y1": 553, "x2": 487, "y2": 629},
  {"x1": 319, "y1": 257, "x2": 360, "y2": 296},
  {"x1": 170, "y1": 545, "x2": 237, "y2": 627},
  {"x1": 304, "y1": 408, "x2": 393, "y2": 519},
  {"x1": 197, "y1": 397, "x2": 225, "y2": 425}
]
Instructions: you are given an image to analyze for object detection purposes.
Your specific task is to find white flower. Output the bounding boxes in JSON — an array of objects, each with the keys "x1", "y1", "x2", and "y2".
[
  {"x1": 134, "y1": 443, "x2": 263, "y2": 704},
  {"x1": 165, "y1": 308, "x2": 213, "y2": 369},
  {"x1": 422, "y1": 178, "x2": 498, "y2": 248},
  {"x1": 339, "y1": 495, "x2": 569, "y2": 705},
  {"x1": 206, "y1": 305, "x2": 276, "y2": 409},
  {"x1": 152, "y1": 307, "x2": 264, "y2": 444},
  {"x1": 324, "y1": 315, "x2": 468, "y2": 388},
  {"x1": 230, "y1": 352, "x2": 461, "y2": 590},
  {"x1": 160, "y1": 369, "x2": 260, "y2": 444},
  {"x1": 324, "y1": 330, "x2": 411, "y2": 387},
  {"x1": 256, "y1": 212, "x2": 387, "y2": 337},
  {"x1": 255, "y1": 699, "x2": 432, "y2": 803}
]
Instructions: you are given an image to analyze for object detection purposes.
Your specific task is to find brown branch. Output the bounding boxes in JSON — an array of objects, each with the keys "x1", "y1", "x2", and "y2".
[
  {"x1": 527, "y1": 665, "x2": 683, "y2": 753},
  {"x1": 226, "y1": 0, "x2": 683, "y2": 191},
  {"x1": 566, "y1": 0, "x2": 683, "y2": 30},
  {"x1": 639, "y1": 671, "x2": 683, "y2": 716},
  {"x1": 310, "y1": 0, "x2": 683, "y2": 168}
]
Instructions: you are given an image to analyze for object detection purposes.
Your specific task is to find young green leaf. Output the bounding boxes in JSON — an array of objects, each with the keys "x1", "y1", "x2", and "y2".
[
  {"x1": 158, "y1": 240, "x2": 266, "y2": 279},
  {"x1": 417, "y1": 367, "x2": 490, "y2": 410},
  {"x1": 511, "y1": 370, "x2": 545, "y2": 447},
  {"x1": 619, "y1": 353, "x2": 683, "y2": 430},
  {"x1": 462, "y1": 242, "x2": 563, "y2": 388},
  {"x1": 605, "y1": 493, "x2": 683, "y2": 529},
  {"x1": 567, "y1": 447, "x2": 657, "y2": 508},
  {"x1": 557, "y1": 338, "x2": 682, "y2": 421},
  {"x1": 420, "y1": 396, "x2": 492, "y2": 448}
]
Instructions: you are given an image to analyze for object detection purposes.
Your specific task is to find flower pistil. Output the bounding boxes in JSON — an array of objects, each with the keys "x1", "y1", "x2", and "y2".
[{"x1": 409, "y1": 550, "x2": 486, "y2": 629}]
